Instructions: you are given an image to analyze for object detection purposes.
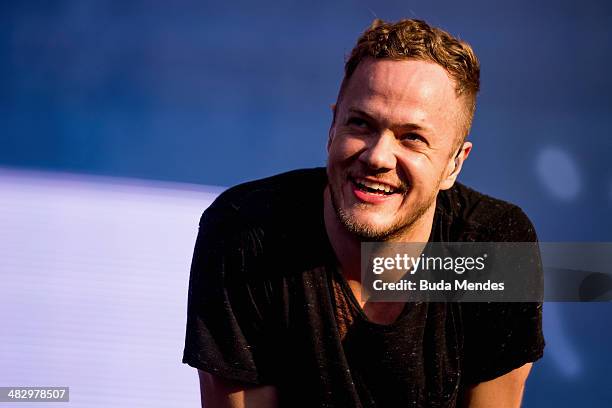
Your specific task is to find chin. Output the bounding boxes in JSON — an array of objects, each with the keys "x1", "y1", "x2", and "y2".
[{"x1": 337, "y1": 207, "x2": 401, "y2": 241}]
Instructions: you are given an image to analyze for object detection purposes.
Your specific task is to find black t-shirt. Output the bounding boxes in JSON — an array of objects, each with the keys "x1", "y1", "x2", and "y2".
[{"x1": 182, "y1": 168, "x2": 545, "y2": 408}]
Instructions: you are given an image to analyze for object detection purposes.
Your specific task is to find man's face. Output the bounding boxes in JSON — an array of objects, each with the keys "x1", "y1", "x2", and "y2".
[{"x1": 326, "y1": 58, "x2": 470, "y2": 240}]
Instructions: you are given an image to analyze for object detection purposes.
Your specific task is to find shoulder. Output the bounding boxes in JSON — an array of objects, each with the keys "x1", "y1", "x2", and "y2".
[
  {"x1": 437, "y1": 182, "x2": 538, "y2": 242},
  {"x1": 196, "y1": 167, "x2": 330, "y2": 273},
  {"x1": 204, "y1": 167, "x2": 326, "y2": 225}
]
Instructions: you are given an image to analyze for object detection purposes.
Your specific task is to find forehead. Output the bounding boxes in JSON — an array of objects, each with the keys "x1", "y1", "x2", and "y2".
[
  {"x1": 341, "y1": 58, "x2": 463, "y2": 137},
  {"x1": 351, "y1": 58, "x2": 454, "y2": 97}
]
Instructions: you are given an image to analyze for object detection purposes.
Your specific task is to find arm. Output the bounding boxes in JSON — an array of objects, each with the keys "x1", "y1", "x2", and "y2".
[
  {"x1": 184, "y1": 209, "x2": 281, "y2": 407},
  {"x1": 198, "y1": 370, "x2": 279, "y2": 408},
  {"x1": 461, "y1": 207, "x2": 544, "y2": 407},
  {"x1": 462, "y1": 363, "x2": 533, "y2": 408}
]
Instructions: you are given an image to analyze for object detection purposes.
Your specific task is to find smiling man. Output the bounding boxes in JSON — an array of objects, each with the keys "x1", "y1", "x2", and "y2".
[
  {"x1": 326, "y1": 57, "x2": 468, "y2": 242},
  {"x1": 183, "y1": 19, "x2": 544, "y2": 408}
]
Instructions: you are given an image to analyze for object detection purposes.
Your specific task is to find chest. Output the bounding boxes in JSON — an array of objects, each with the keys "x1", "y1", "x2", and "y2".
[{"x1": 279, "y1": 268, "x2": 465, "y2": 407}]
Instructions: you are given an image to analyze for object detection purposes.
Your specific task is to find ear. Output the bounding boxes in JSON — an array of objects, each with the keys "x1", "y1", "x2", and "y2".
[
  {"x1": 439, "y1": 141, "x2": 472, "y2": 190},
  {"x1": 327, "y1": 103, "x2": 337, "y2": 152},
  {"x1": 327, "y1": 124, "x2": 335, "y2": 152}
]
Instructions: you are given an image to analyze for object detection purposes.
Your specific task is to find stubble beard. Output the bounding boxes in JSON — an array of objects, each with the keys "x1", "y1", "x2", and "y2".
[{"x1": 328, "y1": 178, "x2": 438, "y2": 242}]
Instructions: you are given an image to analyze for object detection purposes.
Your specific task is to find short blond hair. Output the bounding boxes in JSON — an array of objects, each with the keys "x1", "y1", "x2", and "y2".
[{"x1": 338, "y1": 18, "x2": 480, "y2": 140}]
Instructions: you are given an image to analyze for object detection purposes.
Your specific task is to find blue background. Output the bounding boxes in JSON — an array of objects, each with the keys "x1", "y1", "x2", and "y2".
[{"x1": 2, "y1": 0, "x2": 612, "y2": 405}]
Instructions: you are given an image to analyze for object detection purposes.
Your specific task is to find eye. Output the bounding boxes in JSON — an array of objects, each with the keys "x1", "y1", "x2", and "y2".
[
  {"x1": 346, "y1": 117, "x2": 369, "y2": 129},
  {"x1": 400, "y1": 132, "x2": 427, "y2": 144}
]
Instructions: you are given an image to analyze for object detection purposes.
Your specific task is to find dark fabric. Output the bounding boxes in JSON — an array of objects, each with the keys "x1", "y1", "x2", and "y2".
[{"x1": 182, "y1": 167, "x2": 545, "y2": 407}]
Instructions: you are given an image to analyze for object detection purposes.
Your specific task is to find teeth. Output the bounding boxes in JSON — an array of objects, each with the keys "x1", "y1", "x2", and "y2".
[{"x1": 356, "y1": 178, "x2": 394, "y2": 193}]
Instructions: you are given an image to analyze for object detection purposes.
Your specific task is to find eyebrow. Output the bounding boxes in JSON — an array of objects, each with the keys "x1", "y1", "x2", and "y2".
[{"x1": 347, "y1": 107, "x2": 432, "y2": 135}]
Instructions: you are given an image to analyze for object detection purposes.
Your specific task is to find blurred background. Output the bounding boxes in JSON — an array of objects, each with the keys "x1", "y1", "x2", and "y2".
[{"x1": 1, "y1": 0, "x2": 611, "y2": 406}]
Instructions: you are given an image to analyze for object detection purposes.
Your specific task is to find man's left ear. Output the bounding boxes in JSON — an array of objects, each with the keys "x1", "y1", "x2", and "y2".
[
  {"x1": 327, "y1": 103, "x2": 337, "y2": 151},
  {"x1": 440, "y1": 141, "x2": 472, "y2": 190}
]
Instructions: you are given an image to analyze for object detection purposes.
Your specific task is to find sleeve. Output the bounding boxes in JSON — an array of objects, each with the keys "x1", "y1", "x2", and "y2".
[
  {"x1": 181, "y1": 206, "x2": 280, "y2": 385},
  {"x1": 461, "y1": 206, "x2": 545, "y2": 384}
]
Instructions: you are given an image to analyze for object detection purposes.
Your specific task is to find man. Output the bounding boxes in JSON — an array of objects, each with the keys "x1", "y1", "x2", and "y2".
[{"x1": 183, "y1": 18, "x2": 544, "y2": 407}]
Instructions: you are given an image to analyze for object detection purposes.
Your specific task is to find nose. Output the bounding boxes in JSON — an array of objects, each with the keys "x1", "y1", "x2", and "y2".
[{"x1": 359, "y1": 131, "x2": 397, "y2": 171}]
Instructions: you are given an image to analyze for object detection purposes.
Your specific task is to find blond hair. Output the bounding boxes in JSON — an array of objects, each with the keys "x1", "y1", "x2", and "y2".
[{"x1": 338, "y1": 18, "x2": 480, "y2": 139}]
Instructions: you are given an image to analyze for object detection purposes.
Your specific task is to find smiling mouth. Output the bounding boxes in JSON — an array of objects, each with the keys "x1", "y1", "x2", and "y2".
[{"x1": 351, "y1": 177, "x2": 399, "y2": 196}]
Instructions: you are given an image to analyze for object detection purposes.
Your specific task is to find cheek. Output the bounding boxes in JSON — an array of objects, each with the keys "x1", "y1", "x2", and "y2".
[
  {"x1": 329, "y1": 134, "x2": 365, "y2": 162},
  {"x1": 396, "y1": 154, "x2": 434, "y2": 183}
]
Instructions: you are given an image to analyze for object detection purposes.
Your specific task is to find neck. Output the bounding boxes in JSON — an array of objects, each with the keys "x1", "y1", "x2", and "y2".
[{"x1": 323, "y1": 186, "x2": 437, "y2": 281}]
